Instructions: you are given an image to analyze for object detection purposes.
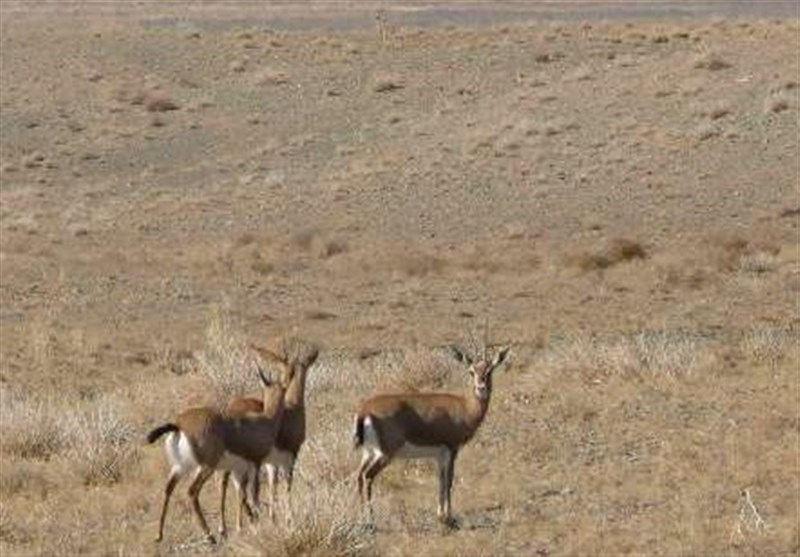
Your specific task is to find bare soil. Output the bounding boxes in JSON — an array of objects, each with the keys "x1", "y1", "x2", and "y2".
[{"x1": 0, "y1": 2, "x2": 798, "y2": 556}]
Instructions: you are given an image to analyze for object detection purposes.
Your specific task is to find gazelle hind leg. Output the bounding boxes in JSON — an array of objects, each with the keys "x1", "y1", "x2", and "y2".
[
  {"x1": 218, "y1": 471, "x2": 230, "y2": 538},
  {"x1": 187, "y1": 467, "x2": 216, "y2": 544},
  {"x1": 156, "y1": 469, "x2": 180, "y2": 542}
]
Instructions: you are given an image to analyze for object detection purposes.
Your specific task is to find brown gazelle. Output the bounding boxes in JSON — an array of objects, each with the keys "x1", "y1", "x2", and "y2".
[
  {"x1": 219, "y1": 341, "x2": 319, "y2": 530},
  {"x1": 146, "y1": 353, "x2": 292, "y2": 544},
  {"x1": 353, "y1": 342, "x2": 510, "y2": 526}
]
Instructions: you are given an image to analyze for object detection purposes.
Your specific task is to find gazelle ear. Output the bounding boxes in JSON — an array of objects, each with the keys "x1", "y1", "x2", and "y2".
[
  {"x1": 302, "y1": 347, "x2": 320, "y2": 369},
  {"x1": 491, "y1": 346, "x2": 511, "y2": 369},
  {"x1": 449, "y1": 345, "x2": 473, "y2": 366},
  {"x1": 251, "y1": 344, "x2": 286, "y2": 366},
  {"x1": 256, "y1": 364, "x2": 273, "y2": 388}
]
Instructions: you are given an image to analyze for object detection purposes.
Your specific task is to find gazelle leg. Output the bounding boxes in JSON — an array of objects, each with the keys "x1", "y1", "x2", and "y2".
[
  {"x1": 265, "y1": 464, "x2": 278, "y2": 522},
  {"x1": 156, "y1": 469, "x2": 180, "y2": 542},
  {"x1": 187, "y1": 467, "x2": 216, "y2": 544},
  {"x1": 284, "y1": 461, "x2": 296, "y2": 520},
  {"x1": 356, "y1": 449, "x2": 375, "y2": 503},
  {"x1": 437, "y1": 448, "x2": 457, "y2": 525},
  {"x1": 363, "y1": 453, "x2": 389, "y2": 522},
  {"x1": 219, "y1": 470, "x2": 230, "y2": 538}
]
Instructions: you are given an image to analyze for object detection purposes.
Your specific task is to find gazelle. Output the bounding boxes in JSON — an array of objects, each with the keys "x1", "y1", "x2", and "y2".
[
  {"x1": 219, "y1": 341, "x2": 319, "y2": 529},
  {"x1": 146, "y1": 353, "x2": 292, "y2": 544},
  {"x1": 353, "y1": 342, "x2": 510, "y2": 526}
]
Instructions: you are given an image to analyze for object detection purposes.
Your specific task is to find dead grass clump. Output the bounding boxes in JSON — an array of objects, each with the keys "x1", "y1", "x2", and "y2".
[
  {"x1": 194, "y1": 305, "x2": 261, "y2": 407},
  {"x1": 62, "y1": 397, "x2": 138, "y2": 486},
  {"x1": 386, "y1": 345, "x2": 457, "y2": 392},
  {"x1": 566, "y1": 238, "x2": 648, "y2": 272},
  {"x1": 709, "y1": 235, "x2": 780, "y2": 273},
  {"x1": 764, "y1": 95, "x2": 791, "y2": 114},
  {"x1": 254, "y1": 67, "x2": 290, "y2": 86},
  {"x1": 695, "y1": 101, "x2": 732, "y2": 120},
  {"x1": 0, "y1": 389, "x2": 137, "y2": 485},
  {"x1": 114, "y1": 86, "x2": 180, "y2": 111},
  {"x1": 692, "y1": 52, "x2": 732, "y2": 71},
  {"x1": 394, "y1": 252, "x2": 447, "y2": 277},
  {"x1": 234, "y1": 482, "x2": 371, "y2": 557},
  {"x1": 144, "y1": 94, "x2": 180, "y2": 112},
  {"x1": 739, "y1": 325, "x2": 796, "y2": 365},
  {"x1": 373, "y1": 74, "x2": 404, "y2": 93},
  {"x1": 0, "y1": 389, "x2": 65, "y2": 459},
  {"x1": 540, "y1": 330, "x2": 718, "y2": 379}
]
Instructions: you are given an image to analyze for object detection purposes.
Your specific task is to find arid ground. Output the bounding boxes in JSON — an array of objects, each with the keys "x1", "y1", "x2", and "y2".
[{"x1": 0, "y1": 2, "x2": 798, "y2": 555}]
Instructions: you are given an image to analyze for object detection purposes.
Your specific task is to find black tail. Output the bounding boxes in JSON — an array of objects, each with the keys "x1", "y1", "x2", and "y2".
[
  {"x1": 146, "y1": 423, "x2": 179, "y2": 444},
  {"x1": 353, "y1": 415, "x2": 365, "y2": 448}
]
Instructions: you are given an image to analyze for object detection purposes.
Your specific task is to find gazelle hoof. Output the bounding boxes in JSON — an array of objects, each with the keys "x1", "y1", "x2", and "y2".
[{"x1": 439, "y1": 515, "x2": 460, "y2": 530}]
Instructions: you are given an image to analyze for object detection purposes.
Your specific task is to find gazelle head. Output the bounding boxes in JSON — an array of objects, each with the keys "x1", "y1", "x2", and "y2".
[
  {"x1": 251, "y1": 341, "x2": 319, "y2": 389},
  {"x1": 449, "y1": 344, "x2": 511, "y2": 401}
]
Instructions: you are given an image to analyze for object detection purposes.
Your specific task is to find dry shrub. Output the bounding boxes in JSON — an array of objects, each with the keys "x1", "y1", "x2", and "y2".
[
  {"x1": 234, "y1": 482, "x2": 371, "y2": 557},
  {"x1": 62, "y1": 397, "x2": 138, "y2": 486},
  {"x1": 692, "y1": 52, "x2": 732, "y2": 71},
  {"x1": 709, "y1": 235, "x2": 780, "y2": 273},
  {"x1": 194, "y1": 305, "x2": 261, "y2": 407},
  {"x1": 764, "y1": 95, "x2": 791, "y2": 114},
  {"x1": 116, "y1": 86, "x2": 179, "y2": 112},
  {"x1": 739, "y1": 325, "x2": 796, "y2": 365},
  {"x1": 540, "y1": 330, "x2": 718, "y2": 379},
  {"x1": 0, "y1": 389, "x2": 137, "y2": 486},
  {"x1": 695, "y1": 101, "x2": 732, "y2": 120},
  {"x1": 385, "y1": 345, "x2": 458, "y2": 392},
  {"x1": 144, "y1": 94, "x2": 180, "y2": 112},
  {"x1": 373, "y1": 74, "x2": 404, "y2": 93},
  {"x1": 566, "y1": 238, "x2": 647, "y2": 272},
  {"x1": 0, "y1": 389, "x2": 66, "y2": 459},
  {"x1": 394, "y1": 252, "x2": 447, "y2": 277},
  {"x1": 254, "y1": 67, "x2": 290, "y2": 86}
]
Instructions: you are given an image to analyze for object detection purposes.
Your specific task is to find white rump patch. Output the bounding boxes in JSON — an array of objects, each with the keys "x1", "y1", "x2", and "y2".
[
  {"x1": 361, "y1": 416, "x2": 443, "y2": 460},
  {"x1": 164, "y1": 431, "x2": 200, "y2": 477}
]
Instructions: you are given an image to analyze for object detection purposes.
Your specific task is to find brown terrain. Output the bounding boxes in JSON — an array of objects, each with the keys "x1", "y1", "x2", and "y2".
[{"x1": 0, "y1": 1, "x2": 798, "y2": 555}]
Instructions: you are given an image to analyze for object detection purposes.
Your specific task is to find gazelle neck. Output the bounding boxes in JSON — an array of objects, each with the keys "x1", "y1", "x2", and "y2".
[
  {"x1": 285, "y1": 367, "x2": 309, "y2": 409},
  {"x1": 464, "y1": 380, "x2": 492, "y2": 426}
]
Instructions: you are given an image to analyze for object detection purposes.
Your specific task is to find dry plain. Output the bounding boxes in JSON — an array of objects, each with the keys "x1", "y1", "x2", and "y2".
[{"x1": 0, "y1": 2, "x2": 798, "y2": 555}]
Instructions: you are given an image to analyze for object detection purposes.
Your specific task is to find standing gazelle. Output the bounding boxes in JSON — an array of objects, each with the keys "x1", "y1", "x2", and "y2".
[
  {"x1": 353, "y1": 343, "x2": 510, "y2": 525},
  {"x1": 219, "y1": 341, "x2": 319, "y2": 530},
  {"x1": 146, "y1": 352, "x2": 292, "y2": 544}
]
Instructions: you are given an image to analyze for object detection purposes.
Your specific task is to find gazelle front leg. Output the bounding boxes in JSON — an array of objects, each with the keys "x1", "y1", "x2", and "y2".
[
  {"x1": 265, "y1": 463, "x2": 278, "y2": 522},
  {"x1": 436, "y1": 447, "x2": 456, "y2": 525}
]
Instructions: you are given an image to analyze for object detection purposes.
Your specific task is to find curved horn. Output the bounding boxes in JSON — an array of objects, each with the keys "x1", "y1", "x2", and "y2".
[{"x1": 256, "y1": 364, "x2": 272, "y2": 387}]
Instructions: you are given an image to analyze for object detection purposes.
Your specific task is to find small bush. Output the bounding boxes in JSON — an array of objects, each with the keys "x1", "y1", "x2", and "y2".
[
  {"x1": 234, "y1": 481, "x2": 371, "y2": 556},
  {"x1": 740, "y1": 325, "x2": 795, "y2": 365},
  {"x1": 566, "y1": 238, "x2": 648, "y2": 272},
  {"x1": 194, "y1": 305, "x2": 262, "y2": 407},
  {"x1": 0, "y1": 389, "x2": 66, "y2": 459},
  {"x1": 63, "y1": 398, "x2": 138, "y2": 486},
  {"x1": 540, "y1": 330, "x2": 718, "y2": 379}
]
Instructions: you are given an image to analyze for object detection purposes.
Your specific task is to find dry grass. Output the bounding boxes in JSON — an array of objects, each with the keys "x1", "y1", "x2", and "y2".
[
  {"x1": 193, "y1": 304, "x2": 262, "y2": 407},
  {"x1": 0, "y1": 388, "x2": 138, "y2": 485},
  {"x1": 566, "y1": 238, "x2": 648, "y2": 272},
  {"x1": 234, "y1": 481, "x2": 372, "y2": 556},
  {"x1": 0, "y1": 9, "x2": 798, "y2": 556},
  {"x1": 538, "y1": 329, "x2": 720, "y2": 380}
]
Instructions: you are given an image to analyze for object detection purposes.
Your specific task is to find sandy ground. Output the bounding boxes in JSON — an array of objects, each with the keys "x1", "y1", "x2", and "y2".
[{"x1": 0, "y1": 2, "x2": 798, "y2": 556}]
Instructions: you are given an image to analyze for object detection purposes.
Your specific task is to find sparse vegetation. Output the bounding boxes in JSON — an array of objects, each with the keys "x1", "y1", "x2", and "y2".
[{"x1": 0, "y1": 5, "x2": 797, "y2": 556}]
